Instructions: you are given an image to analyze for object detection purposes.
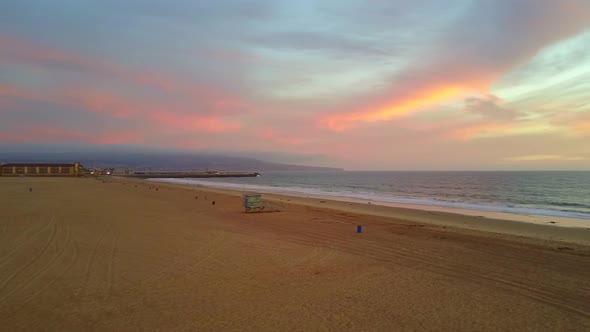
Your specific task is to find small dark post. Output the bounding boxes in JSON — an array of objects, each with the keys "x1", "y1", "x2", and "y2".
[
  {"x1": 29, "y1": 187, "x2": 32, "y2": 192},
  {"x1": 156, "y1": 188, "x2": 158, "y2": 191},
  {"x1": 212, "y1": 201, "x2": 216, "y2": 205},
  {"x1": 195, "y1": 196, "x2": 198, "y2": 200}
]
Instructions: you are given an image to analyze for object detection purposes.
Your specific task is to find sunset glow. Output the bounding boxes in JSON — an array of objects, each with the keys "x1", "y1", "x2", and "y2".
[
  {"x1": 1, "y1": 1, "x2": 589, "y2": 169},
  {"x1": 323, "y1": 86, "x2": 465, "y2": 130}
]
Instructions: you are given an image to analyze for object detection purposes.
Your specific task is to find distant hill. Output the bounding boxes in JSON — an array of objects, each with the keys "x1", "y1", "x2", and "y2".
[{"x1": 0, "y1": 150, "x2": 343, "y2": 172}]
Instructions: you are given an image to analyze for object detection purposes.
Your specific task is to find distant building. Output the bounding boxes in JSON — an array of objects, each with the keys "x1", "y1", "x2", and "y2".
[{"x1": 0, "y1": 162, "x2": 82, "y2": 177}]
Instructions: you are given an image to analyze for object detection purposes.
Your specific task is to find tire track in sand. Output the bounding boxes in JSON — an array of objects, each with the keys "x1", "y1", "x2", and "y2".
[
  {"x1": 143, "y1": 230, "x2": 226, "y2": 285},
  {"x1": 355, "y1": 237, "x2": 590, "y2": 319},
  {"x1": 277, "y1": 221, "x2": 590, "y2": 320},
  {"x1": 0, "y1": 216, "x2": 57, "y2": 295},
  {"x1": 0, "y1": 216, "x2": 54, "y2": 269},
  {"x1": 15, "y1": 236, "x2": 79, "y2": 312},
  {"x1": 0, "y1": 222, "x2": 72, "y2": 306},
  {"x1": 216, "y1": 242, "x2": 340, "y2": 331},
  {"x1": 76, "y1": 231, "x2": 107, "y2": 298},
  {"x1": 104, "y1": 233, "x2": 119, "y2": 301},
  {"x1": 122, "y1": 230, "x2": 227, "y2": 309},
  {"x1": 341, "y1": 237, "x2": 590, "y2": 318}
]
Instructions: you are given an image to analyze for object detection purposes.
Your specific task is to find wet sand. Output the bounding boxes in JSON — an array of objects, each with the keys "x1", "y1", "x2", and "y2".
[{"x1": 1, "y1": 177, "x2": 589, "y2": 331}]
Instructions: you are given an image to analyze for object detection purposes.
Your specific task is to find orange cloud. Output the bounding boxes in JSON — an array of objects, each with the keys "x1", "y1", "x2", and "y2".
[
  {"x1": 503, "y1": 154, "x2": 587, "y2": 161},
  {"x1": 450, "y1": 123, "x2": 509, "y2": 141},
  {"x1": 575, "y1": 121, "x2": 590, "y2": 134},
  {"x1": 318, "y1": 1, "x2": 590, "y2": 133},
  {"x1": 321, "y1": 85, "x2": 468, "y2": 130}
]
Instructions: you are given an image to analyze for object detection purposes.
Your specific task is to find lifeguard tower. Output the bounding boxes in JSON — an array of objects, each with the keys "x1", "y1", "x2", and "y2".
[{"x1": 243, "y1": 193, "x2": 282, "y2": 213}]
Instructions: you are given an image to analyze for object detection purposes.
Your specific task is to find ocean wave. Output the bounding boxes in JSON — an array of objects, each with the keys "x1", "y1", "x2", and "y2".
[
  {"x1": 544, "y1": 201, "x2": 590, "y2": 208},
  {"x1": 148, "y1": 178, "x2": 590, "y2": 221}
]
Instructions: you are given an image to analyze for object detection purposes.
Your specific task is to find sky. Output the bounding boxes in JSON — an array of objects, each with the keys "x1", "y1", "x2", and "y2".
[{"x1": 1, "y1": 0, "x2": 590, "y2": 170}]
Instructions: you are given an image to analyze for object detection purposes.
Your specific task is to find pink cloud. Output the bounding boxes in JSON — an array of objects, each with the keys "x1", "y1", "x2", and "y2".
[
  {"x1": 1, "y1": 80, "x2": 243, "y2": 137},
  {"x1": 0, "y1": 34, "x2": 256, "y2": 145},
  {"x1": 0, "y1": 83, "x2": 36, "y2": 101},
  {"x1": 26, "y1": 126, "x2": 90, "y2": 141},
  {"x1": 94, "y1": 131, "x2": 142, "y2": 145},
  {"x1": 150, "y1": 112, "x2": 241, "y2": 133},
  {"x1": 0, "y1": 35, "x2": 100, "y2": 72},
  {"x1": 253, "y1": 127, "x2": 310, "y2": 146},
  {"x1": 190, "y1": 84, "x2": 252, "y2": 114},
  {"x1": 202, "y1": 48, "x2": 263, "y2": 63},
  {"x1": 60, "y1": 89, "x2": 142, "y2": 118},
  {"x1": 0, "y1": 132, "x2": 29, "y2": 142},
  {"x1": 0, "y1": 34, "x2": 253, "y2": 116},
  {"x1": 1, "y1": 126, "x2": 93, "y2": 144},
  {"x1": 4, "y1": 125, "x2": 144, "y2": 145},
  {"x1": 0, "y1": 34, "x2": 176, "y2": 92}
]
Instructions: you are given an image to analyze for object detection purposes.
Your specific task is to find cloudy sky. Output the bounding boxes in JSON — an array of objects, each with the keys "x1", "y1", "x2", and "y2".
[{"x1": 1, "y1": 0, "x2": 589, "y2": 170}]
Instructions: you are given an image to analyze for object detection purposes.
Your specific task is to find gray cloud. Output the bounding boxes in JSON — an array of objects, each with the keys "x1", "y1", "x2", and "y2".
[
  {"x1": 245, "y1": 31, "x2": 394, "y2": 57},
  {"x1": 387, "y1": 0, "x2": 590, "y2": 91},
  {"x1": 464, "y1": 94, "x2": 519, "y2": 121},
  {"x1": 98, "y1": 0, "x2": 275, "y2": 22}
]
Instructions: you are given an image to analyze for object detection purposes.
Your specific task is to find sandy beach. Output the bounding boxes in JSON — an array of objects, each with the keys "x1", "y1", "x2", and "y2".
[{"x1": 1, "y1": 176, "x2": 589, "y2": 331}]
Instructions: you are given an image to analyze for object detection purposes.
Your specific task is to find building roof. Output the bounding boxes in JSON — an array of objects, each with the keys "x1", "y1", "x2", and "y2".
[{"x1": 0, "y1": 163, "x2": 78, "y2": 167}]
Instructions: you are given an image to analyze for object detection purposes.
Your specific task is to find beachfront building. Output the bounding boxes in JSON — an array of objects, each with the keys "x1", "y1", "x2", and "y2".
[{"x1": 0, "y1": 162, "x2": 82, "y2": 177}]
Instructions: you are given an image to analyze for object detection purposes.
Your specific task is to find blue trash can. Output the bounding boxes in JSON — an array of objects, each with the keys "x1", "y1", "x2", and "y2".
[{"x1": 357, "y1": 225, "x2": 363, "y2": 233}]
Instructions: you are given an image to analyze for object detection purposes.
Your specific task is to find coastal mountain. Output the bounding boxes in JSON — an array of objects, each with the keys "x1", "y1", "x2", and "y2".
[{"x1": 0, "y1": 149, "x2": 342, "y2": 172}]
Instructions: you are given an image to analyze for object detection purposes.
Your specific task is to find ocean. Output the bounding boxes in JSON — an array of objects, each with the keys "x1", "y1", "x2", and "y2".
[{"x1": 151, "y1": 171, "x2": 590, "y2": 220}]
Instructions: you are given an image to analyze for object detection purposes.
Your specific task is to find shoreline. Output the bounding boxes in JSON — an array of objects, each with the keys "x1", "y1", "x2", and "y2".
[
  {"x1": 2, "y1": 176, "x2": 590, "y2": 330},
  {"x1": 142, "y1": 177, "x2": 590, "y2": 246},
  {"x1": 146, "y1": 178, "x2": 590, "y2": 229}
]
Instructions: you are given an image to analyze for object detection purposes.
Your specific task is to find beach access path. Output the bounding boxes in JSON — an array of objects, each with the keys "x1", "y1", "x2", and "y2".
[{"x1": 0, "y1": 176, "x2": 589, "y2": 331}]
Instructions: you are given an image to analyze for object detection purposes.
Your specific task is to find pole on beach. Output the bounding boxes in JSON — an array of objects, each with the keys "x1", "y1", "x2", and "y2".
[{"x1": 357, "y1": 225, "x2": 363, "y2": 233}]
